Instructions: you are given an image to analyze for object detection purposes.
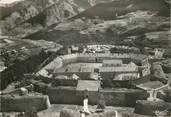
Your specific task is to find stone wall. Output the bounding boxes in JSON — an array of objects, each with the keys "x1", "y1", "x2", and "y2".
[
  {"x1": 101, "y1": 74, "x2": 151, "y2": 88},
  {"x1": 77, "y1": 56, "x2": 96, "y2": 63},
  {"x1": 132, "y1": 75, "x2": 151, "y2": 85},
  {"x1": 46, "y1": 86, "x2": 148, "y2": 107},
  {"x1": 35, "y1": 75, "x2": 78, "y2": 86},
  {"x1": 47, "y1": 86, "x2": 99, "y2": 105},
  {"x1": 52, "y1": 79, "x2": 78, "y2": 86},
  {"x1": 38, "y1": 53, "x2": 145, "y2": 76},
  {"x1": 32, "y1": 80, "x2": 50, "y2": 94},
  {"x1": 134, "y1": 100, "x2": 171, "y2": 116},
  {"x1": 157, "y1": 89, "x2": 171, "y2": 103},
  {"x1": 46, "y1": 86, "x2": 82, "y2": 105},
  {"x1": 0, "y1": 95, "x2": 50, "y2": 112},
  {"x1": 54, "y1": 72, "x2": 92, "y2": 80},
  {"x1": 100, "y1": 88, "x2": 148, "y2": 107}
]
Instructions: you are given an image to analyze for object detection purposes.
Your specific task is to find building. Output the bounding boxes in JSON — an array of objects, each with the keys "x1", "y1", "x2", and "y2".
[
  {"x1": 102, "y1": 59, "x2": 122, "y2": 67},
  {"x1": 114, "y1": 73, "x2": 140, "y2": 80},
  {"x1": 155, "y1": 48, "x2": 164, "y2": 58},
  {"x1": 71, "y1": 45, "x2": 79, "y2": 52},
  {"x1": 37, "y1": 53, "x2": 146, "y2": 81}
]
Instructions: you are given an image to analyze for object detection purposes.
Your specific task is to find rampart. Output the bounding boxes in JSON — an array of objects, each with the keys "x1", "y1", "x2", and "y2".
[
  {"x1": 39, "y1": 53, "x2": 146, "y2": 67},
  {"x1": 102, "y1": 75, "x2": 151, "y2": 88},
  {"x1": 28, "y1": 71, "x2": 151, "y2": 90},
  {"x1": 134, "y1": 100, "x2": 171, "y2": 116},
  {"x1": 25, "y1": 74, "x2": 150, "y2": 107},
  {"x1": 28, "y1": 78, "x2": 149, "y2": 107},
  {"x1": 37, "y1": 53, "x2": 147, "y2": 78},
  {"x1": 46, "y1": 86, "x2": 148, "y2": 107},
  {"x1": 28, "y1": 53, "x2": 151, "y2": 107},
  {"x1": 0, "y1": 95, "x2": 51, "y2": 112},
  {"x1": 28, "y1": 73, "x2": 151, "y2": 89},
  {"x1": 100, "y1": 88, "x2": 148, "y2": 107}
]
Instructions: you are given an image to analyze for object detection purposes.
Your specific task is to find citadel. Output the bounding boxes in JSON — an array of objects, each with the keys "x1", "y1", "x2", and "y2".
[{"x1": 1, "y1": 44, "x2": 171, "y2": 117}]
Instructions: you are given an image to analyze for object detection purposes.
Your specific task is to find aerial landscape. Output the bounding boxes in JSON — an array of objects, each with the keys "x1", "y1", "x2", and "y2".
[{"x1": 0, "y1": 0, "x2": 171, "y2": 117}]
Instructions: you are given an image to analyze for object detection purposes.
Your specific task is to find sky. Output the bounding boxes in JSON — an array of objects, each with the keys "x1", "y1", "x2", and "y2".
[{"x1": 0, "y1": 0, "x2": 23, "y2": 5}]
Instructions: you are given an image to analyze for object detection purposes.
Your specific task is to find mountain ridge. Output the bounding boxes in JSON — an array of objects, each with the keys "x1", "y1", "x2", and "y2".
[
  {"x1": 0, "y1": 0, "x2": 116, "y2": 36},
  {"x1": 70, "y1": 0, "x2": 170, "y2": 20}
]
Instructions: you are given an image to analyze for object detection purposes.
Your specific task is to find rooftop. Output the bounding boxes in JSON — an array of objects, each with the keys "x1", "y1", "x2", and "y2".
[
  {"x1": 99, "y1": 66, "x2": 138, "y2": 72},
  {"x1": 103, "y1": 59, "x2": 123, "y2": 64},
  {"x1": 76, "y1": 80, "x2": 101, "y2": 92}
]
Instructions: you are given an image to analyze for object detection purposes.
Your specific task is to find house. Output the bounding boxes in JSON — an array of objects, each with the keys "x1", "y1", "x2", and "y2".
[{"x1": 71, "y1": 45, "x2": 79, "y2": 53}]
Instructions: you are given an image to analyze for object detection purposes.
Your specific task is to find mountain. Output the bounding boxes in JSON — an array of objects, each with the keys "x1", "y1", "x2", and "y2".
[
  {"x1": 0, "y1": 0, "x2": 114, "y2": 37},
  {"x1": 0, "y1": 0, "x2": 83, "y2": 36},
  {"x1": 70, "y1": 0, "x2": 170, "y2": 20},
  {"x1": 22, "y1": 0, "x2": 170, "y2": 46},
  {"x1": 1, "y1": 0, "x2": 170, "y2": 48},
  {"x1": 24, "y1": 10, "x2": 170, "y2": 47}
]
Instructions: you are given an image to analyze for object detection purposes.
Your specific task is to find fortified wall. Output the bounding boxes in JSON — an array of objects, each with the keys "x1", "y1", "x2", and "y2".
[
  {"x1": 26, "y1": 76, "x2": 148, "y2": 107},
  {"x1": 37, "y1": 53, "x2": 147, "y2": 77},
  {"x1": 24, "y1": 53, "x2": 153, "y2": 108},
  {"x1": 0, "y1": 94, "x2": 50, "y2": 112},
  {"x1": 46, "y1": 86, "x2": 148, "y2": 107},
  {"x1": 37, "y1": 53, "x2": 151, "y2": 87}
]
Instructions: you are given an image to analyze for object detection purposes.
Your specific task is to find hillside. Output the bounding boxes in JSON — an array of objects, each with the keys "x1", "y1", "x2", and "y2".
[
  {"x1": 70, "y1": 0, "x2": 170, "y2": 20},
  {"x1": 24, "y1": 10, "x2": 170, "y2": 47},
  {"x1": 0, "y1": 0, "x2": 114, "y2": 37},
  {"x1": 1, "y1": 0, "x2": 170, "y2": 48},
  {"x1": 0, "y1": 0, "x2": 83, "y2": 36}
]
